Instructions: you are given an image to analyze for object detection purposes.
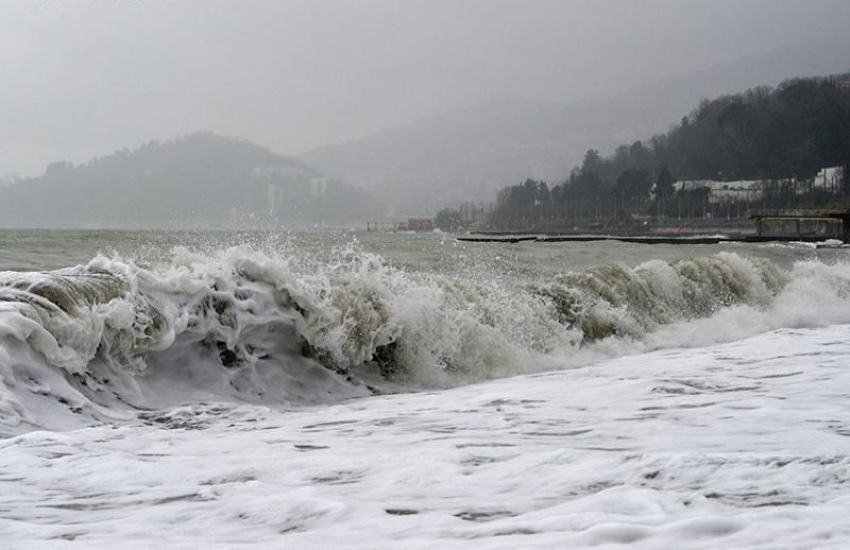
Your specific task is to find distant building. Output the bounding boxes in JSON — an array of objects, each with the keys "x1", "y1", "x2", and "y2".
[
  {"x1": 458, "y1": 201, "x2": 491, "y2": 224},
  {"x1": 258, "y1": 166, "x2": 330, "y2": 218},
  {"x1": 813, "y1": 166, "x2": 843, "y2": 192},
  {"x1": 674, "y1": 180, "x2": 763, "y2": 204},
  {"x1": 310, "y1": 176, "x2": 329, "y2": 196},
  {"x1": 406, "y1": 218, "x2": 433, "y2": 231}
]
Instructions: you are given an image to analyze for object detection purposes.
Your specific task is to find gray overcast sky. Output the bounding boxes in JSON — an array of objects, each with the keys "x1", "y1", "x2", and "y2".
[{"x1": 2, "y1": 0, "x2": 849, "y2": 175}]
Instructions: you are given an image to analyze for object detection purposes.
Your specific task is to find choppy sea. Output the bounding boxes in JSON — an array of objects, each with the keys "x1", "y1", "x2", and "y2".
[{"x1": 2, "y1": 229, "x2": 849, "y2": 549}]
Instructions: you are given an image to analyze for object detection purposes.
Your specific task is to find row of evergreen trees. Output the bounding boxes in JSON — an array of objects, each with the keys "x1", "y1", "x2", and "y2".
[{"x1": 489, "y1": 75, "x2": 850, "y2": 230}]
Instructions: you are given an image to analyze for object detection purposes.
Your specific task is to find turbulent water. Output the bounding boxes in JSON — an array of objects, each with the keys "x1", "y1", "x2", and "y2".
[{"x1": 2, "y1": 229, "x2": 850, "y2": 548}]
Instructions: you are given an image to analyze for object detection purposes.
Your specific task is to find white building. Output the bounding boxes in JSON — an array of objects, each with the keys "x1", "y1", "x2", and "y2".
[
  {"x1": 674, "y1": 180, "x2": 763, "y2": 204},
  {"x1": 813, "y1": 166, "x2": 843, "y2": 191}
]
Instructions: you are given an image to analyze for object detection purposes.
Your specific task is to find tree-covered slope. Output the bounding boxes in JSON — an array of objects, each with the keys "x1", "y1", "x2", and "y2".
[{"x1": 0, "y1": 132, "x2": 382, "y2": 228}]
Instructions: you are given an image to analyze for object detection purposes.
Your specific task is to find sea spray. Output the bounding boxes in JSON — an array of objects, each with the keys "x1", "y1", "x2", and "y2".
[
  {"x1": 2, "y1": 243, "x2": 850, "y2": 434},
  {"x1": 533, "y1": 252, "x2": 785, "y2": 342}
]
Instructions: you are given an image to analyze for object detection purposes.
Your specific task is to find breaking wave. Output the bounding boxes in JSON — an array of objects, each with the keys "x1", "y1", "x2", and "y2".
[{"x1": 2, "y1": 243, "x2": 850, "y2": 433}]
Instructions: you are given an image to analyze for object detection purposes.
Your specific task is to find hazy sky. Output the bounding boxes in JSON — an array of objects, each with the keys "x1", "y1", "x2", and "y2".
[{"x1": 2, "y1": 0, "x2": 849, "y2": 175}]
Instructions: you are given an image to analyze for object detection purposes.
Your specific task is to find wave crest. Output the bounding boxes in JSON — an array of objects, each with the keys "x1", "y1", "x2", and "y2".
[{"x1": 2, "y1": 243, "x2": 850, "y2": 433}]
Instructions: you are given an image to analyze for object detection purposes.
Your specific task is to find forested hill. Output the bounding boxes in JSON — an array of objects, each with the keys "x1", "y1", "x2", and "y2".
[
  {"x1": 585, "y1": 74, "x2": 850, "y2": 185},
  {"x1": 304, "y1": 40, "x2": 850, "y2": 216},
  {"x1": 0, "y1": 133, "x2": 382, "y2": 229},
  {"x1": 486, "y1": 74, "x2": 850, "y2": 230}
]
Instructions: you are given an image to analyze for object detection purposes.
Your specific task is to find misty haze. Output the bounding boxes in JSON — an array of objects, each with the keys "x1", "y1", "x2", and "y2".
[
  {"x1": 2, "y1": 2, "x2": 850, "y2": 549},
  {"x1": 2, "y1": 0, "x2": 849, "y2": 226}
]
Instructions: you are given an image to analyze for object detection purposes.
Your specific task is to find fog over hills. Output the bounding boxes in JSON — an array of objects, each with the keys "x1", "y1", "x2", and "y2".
[
  {"x1": 303, "y1": 40, "x2": 850, "y2": 216},
  {"x1": 0, "y1": 133, "x2": 382, "y2": 229}
]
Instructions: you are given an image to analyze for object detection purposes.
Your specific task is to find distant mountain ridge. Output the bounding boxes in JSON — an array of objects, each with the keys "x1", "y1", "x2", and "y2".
[
  {"x1": 0, "y1": 132, "x2": 381, "y2": 229},
  {"x1": 302, "y1": 40, "x2": 850, "y2": 216}
]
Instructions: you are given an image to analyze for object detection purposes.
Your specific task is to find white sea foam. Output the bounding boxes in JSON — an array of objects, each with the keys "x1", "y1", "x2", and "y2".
[
  {"x1": 2, "y1": 324, "x2": 850, "y2": 548},
  {"x1": 2, "y1": 244, "x2": 850, "y2": 434},
  {"x1": 3, "y1": 236, "x2": 850, "y2": 548}
]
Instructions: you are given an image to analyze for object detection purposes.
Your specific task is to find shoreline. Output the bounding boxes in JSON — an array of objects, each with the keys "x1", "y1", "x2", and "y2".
[{"x1": 458, "y1": 233, "x2": 845, "y2": 245}]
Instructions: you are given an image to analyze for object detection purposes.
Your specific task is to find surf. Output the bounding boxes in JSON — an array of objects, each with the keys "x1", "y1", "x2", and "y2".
[{"x1": 2, "y1": 242, "x2": 850, "y2": 435}]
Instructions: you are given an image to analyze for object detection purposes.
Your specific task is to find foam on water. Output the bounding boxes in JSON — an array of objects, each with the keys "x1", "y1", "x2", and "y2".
[
  {"x1": 4, "y1": 236, "x2": 850, "y2": 548},
  {"x1": 1, "y1": 242, "x2": 850, "y2": 434},
  {"x1": 3, "y1": 324, "x2": 850, "y2": 548}
]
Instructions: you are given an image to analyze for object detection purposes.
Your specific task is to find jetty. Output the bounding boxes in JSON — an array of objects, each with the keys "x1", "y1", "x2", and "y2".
[
  {"x1": 748, "y1": 208, "x2": 850, "y2": 242},
  {"x1": 458, "y1": 208, "x2": 850, "y2": 244},
  {"x1": 457, "y1": 234, "x2": 735, "y2": 244}
]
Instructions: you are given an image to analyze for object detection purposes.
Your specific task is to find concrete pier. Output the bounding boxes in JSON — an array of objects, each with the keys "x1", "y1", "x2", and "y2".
[{"x1": 748, "y1": 208, "x2": 850, "y2": 241}]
